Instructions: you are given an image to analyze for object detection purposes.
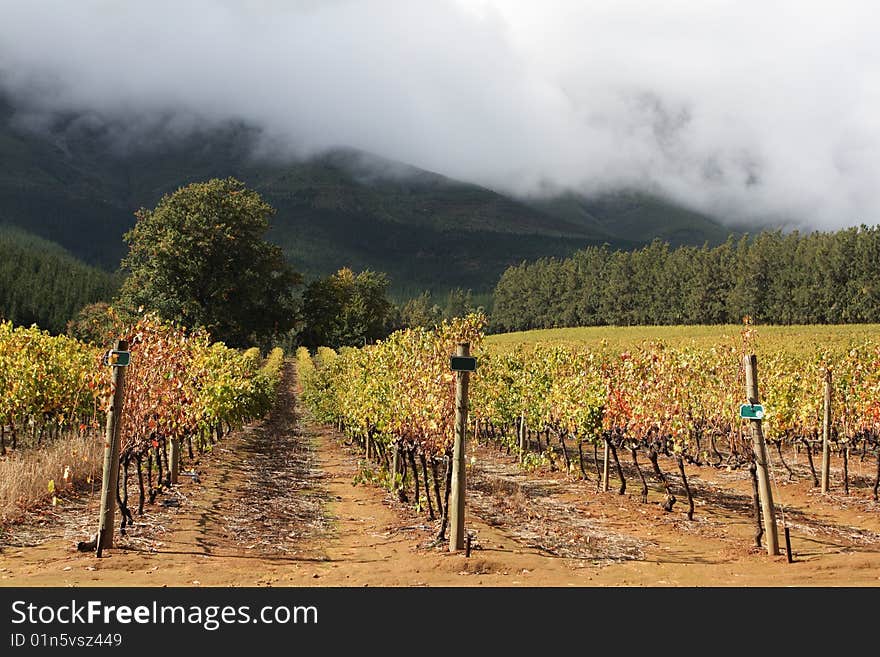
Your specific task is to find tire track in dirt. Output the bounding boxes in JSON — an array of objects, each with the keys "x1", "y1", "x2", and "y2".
[
  {"x1": 184, "y1": 363, "x2": 329, "y2": 557},
  {"x1": 0, "y1": 362, "x2": 331, "y2": 585}
]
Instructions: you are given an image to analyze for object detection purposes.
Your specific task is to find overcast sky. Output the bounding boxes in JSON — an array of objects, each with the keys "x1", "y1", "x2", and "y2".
[{"x1": 1, "y1": 0, "x2": 878, "y2": 228}]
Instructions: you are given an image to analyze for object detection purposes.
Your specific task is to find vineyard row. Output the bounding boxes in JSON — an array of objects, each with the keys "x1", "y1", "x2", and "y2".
[
  {"x1": 298, "y1": 315, "x2": 880, "y2": 546},
  {"x1": 0, "y1": 316, "x2": 283, "y2": 524}
]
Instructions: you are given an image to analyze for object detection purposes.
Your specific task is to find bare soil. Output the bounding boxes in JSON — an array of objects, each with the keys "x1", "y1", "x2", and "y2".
[{"x1": 2, "y1": 365, "x2": 880, "y2": 587}]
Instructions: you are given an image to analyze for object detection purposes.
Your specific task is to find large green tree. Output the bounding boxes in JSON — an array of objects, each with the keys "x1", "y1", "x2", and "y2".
[
  {"x1": 117, "y1": 178, "x2": 300, "y2": 347},
  {"x1": 399, "y1": 291, "x2": 442, "y2": 329},
  {"x1": 298, "y1": 268, "x2": 394, "y2": 348}
]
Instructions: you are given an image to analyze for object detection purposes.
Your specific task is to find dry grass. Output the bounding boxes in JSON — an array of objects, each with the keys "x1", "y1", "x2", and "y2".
[{"x1": 0, "y1": 433, "x2": 104, "y2": 524}]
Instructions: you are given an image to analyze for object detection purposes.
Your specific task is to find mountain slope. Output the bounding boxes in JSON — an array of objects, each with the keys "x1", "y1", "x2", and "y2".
[
  {"x1": 0, "y1": 226, "x2": 120, "y2": 332},
  {"x1": 526, "y1": 190, "x2": 733, "y2": 247},
  {"x1": 0, "y1": 96, "x2": 737, "y2": 295}
]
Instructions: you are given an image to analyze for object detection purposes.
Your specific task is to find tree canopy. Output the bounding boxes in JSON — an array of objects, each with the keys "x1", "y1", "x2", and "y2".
[
  {"x1": 117, "y1": 177, "x2": 300, "y2": 347},
  {"x1": 491, "y1": 227, "x2": 880, "y2": 331},
  {"x1": 397, "y1": 288, "x2": 480, "y2": 330},
  {"x1": 298, "y1": 268, "x2": 394, "y2": 348}
]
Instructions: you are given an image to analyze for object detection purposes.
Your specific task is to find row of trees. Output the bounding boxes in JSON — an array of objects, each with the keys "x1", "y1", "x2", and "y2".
[
  {"x1": 22, "y1": 175, "x2": 880, "y2": 349},
  {"x1": 51, "y1": 178, "x2": 476, "y2": 350},
  {"x1": 492, "y1": 228, "x2": 880, "y2": 332}
]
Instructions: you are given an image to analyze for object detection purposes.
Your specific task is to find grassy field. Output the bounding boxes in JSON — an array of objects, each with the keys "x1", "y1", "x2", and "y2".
[{"x1": 485, "y1": 324, "x2": 880, "y2": 353}]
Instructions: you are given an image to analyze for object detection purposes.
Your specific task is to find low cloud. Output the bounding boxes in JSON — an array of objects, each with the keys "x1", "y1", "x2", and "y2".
[{"x1": 1, "y1": 0, "x2": 878, "y2": 228}]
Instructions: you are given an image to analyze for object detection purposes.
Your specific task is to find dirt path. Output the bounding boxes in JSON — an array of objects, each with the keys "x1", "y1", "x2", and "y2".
[
  {"x1": 3, "y1": 364, "x2": 880, "y2": 586},
  {"x1": 0, "y1": 363, "x2": 545, "y2": 586}
]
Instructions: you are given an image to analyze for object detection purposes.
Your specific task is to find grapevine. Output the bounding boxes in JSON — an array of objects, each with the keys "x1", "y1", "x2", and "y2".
[
  {"x1": 301, "y1": 320, "x2": 880, "y2": 550},
  {"x1": 0, "y1": 314, "x2": 283, "y2": 527}
]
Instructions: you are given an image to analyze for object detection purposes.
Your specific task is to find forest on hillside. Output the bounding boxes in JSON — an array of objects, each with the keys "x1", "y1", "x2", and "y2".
[
  {"x1": 491, "y1": 227, "x2": 880, "y2": 332},
  {"x1": 7, "y1": 215, "x2": 880, "y2": 345},
  {"x1": 0, "y1": 227, "x2": 120, "y2": 333}
]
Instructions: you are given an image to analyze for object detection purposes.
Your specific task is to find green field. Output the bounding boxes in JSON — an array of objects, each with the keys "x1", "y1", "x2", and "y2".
[{"x1": 485, "y1": 324, "x2": 880, "y2": 353}]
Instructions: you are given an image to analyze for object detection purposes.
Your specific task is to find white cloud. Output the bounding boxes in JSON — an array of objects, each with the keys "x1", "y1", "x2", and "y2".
[{"x1": 1, "y1": 0, "x2": 878, "y2": 228}]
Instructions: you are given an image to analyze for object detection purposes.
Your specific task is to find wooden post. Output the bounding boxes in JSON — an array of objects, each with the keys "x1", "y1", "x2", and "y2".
[
  {"x1": 169, "y1": 437, "x2": 180, "y2": 485},
  {"x1": 602, "y1": 440, "x2": 610, "y2": 492},
  {"x1": 518, "y1": 411, "x2": 526, "y2": 464},
  {"x1": 391, "y1": 441, "x2": 400, "y2": 492},
  {"x1": 820, "y1": 369, "x2": 832, "y2": 494},
  {"x1": 743, "y1": 354, "x2": 779, "y2": 556},
  {"x1": 449, "y1": 343, "x2": 470, "y2": 552},
  {"x1": 96, "y1": 339, "x2": 128, "y2": 557}
]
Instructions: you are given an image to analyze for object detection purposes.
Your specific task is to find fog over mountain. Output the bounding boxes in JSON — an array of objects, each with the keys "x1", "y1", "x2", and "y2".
[{"x1": 1, "y1": 0, "x2": 878, "y2": 229}]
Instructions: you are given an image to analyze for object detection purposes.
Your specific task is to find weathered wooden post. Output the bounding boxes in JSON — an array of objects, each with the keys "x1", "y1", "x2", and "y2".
[
  {"x1": 96, "y1": 340, "x2": 129, "y2": 557},
  {"x1": 602, "y1": 440, "x2": 610, "y2": 492},
  {"x1": 391, "y1": 440, "x2": 400, "y2": 493},
  {"x1": 449, "y1": 343, "x2": 475, "y2": 552},
  {"x1": 820, "y1": 368, "x2": 832, "y2": 494},
  {"x1": 743, "y1": 354, "x2": 779, "y2": 556},
  {"x1": 518, "y1": 411, "x2": 526, "y2": 464},
  {"x1": 169, "y1": 437, "x2": 180, "y2": 485}
]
